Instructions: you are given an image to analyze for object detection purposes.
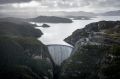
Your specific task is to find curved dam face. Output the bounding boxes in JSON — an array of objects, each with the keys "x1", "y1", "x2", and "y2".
[{"x1": 47, "y1": 44, "x2": 73, "y2": 65}]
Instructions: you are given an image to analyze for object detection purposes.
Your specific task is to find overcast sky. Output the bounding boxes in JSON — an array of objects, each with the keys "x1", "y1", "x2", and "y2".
[{"x1": 0, "y1": 0, "x2": 120, "y2": 17}]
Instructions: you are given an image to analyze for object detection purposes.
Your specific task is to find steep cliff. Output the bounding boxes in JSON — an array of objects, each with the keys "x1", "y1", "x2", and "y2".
[
  {"x1": 64, "y1": 21, "x2": 120, "y2": 46},
  {"x1": 61, "y1": 21, "x2": 120, "y2": 79},
  {"x1": 0, "y1": 21, "x2": 53, "y2": 79}
]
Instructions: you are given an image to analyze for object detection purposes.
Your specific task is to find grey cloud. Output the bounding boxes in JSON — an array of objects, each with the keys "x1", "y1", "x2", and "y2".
[
  {"x1": 79, "y1": 0, "x2": 120, "y2": 7},
  {"x1": 0, "y1": 0, "x2": 120, "y2": 13},
  {"x1": 99, "y1": 0, "x2": 120, "y2": 7},
  {"x1": 0, "y1": 0, "x2": 31, "y2": 4}
]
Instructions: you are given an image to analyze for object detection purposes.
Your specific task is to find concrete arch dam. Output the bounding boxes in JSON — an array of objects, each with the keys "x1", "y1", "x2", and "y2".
[{"x1": 47, "y1": 44, "x2": 73, "y2": 65}]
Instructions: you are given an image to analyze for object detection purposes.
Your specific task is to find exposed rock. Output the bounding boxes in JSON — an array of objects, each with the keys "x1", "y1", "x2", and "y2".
[
  {"x1": 64, "y1": 21, "x2": 120, "y2": 46},
  {"x1": 61, "y1": 21, "x2": 120, "y2": 79},
  {"x1": 64, "y1": 29, "x2": 89, "y2": 46},
  {"x1": 41, "y1": 24, "x2": 50, "y2": 28}
]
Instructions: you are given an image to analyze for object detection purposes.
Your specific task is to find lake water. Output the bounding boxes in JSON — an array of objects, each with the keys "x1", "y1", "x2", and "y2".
[{"x1": 33, "y1": 16, "x2": 120, "y2": 46}]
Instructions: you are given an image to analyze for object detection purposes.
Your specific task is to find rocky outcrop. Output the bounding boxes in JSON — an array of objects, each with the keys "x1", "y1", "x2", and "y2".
[
  {"x1": 64, "y1": 29, "x2": 89, "y2": 46},
  {"x1": 41, "y1": 24, "x2": 50, "y2": 28},
  {"x1": 29, "y1": 16, "x2": 73, "y2": 23},
  {"x1": 61, "y1": 21, "x2": 120, "y2": 79},
  {"x1": 0, "y1": 21, "x2": 53, "y2": 79},
  {"x1": 64, "y1": 21, "x2": 120, "y2": 46}
]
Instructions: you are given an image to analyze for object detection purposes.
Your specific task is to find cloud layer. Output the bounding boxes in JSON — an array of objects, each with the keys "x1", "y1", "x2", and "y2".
[
  {"x1": 0, "y1": 0, "x2": 31, "y2": 4},
  {"x1": 0, "y1": 0, "x2": 120, "y2": 11},
  {"x1": 0, "y1": 0, "x2": 120, "y2": 17}
]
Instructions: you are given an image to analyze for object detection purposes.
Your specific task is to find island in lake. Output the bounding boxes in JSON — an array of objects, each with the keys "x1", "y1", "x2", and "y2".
[{"x1": 29, "y1": 16, "x2": 73, "y2": 23}]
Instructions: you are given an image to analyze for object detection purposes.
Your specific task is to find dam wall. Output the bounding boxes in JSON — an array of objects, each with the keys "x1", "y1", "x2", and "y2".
[{"x1": 47, "y1": 44, "x2": 73, "y2": 65}]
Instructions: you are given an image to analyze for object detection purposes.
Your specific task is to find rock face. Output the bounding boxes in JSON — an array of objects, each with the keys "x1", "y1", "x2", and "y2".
[
  {"x1": 61, "y1": 21, "x2": 120, "y2": 79},
  {"x1": 65, "y1": 21, "x2": 120, "y2": 46},
  {"x1": 41, "y1": 24, "x2": 50, "y2": 28},
  {"x1": 0, "y1": 21, "x2": 53, "y2": 79},
  {"x1": 29, "y1": 16, "x2": 73, "y2": 23}
]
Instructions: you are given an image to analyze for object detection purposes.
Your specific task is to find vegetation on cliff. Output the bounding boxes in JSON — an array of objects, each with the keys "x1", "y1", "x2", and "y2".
[
  {"x1": 61, "y1": 21, "x2": 120, "y2": 79},
  {"x1": 0, "y1": 21, "x2": 42, "y2": 37},
  {"x1": 0, "y1": 21, "x2": 53, "y2": 79}
]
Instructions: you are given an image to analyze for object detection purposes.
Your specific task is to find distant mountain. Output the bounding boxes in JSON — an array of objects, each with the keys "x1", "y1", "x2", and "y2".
[
  {"x1": 62, "y1": 11, "x2": 96, "y2": 17},
  {"x1": 60, "y1": 11, "x2": 96, "y2": 20},
  {"x1": 0, "y1": 10, "x2": 97, "y2": 19},
  {"x1": 100, "y1": 10, "x2": 120, "y2": 16},
  {"x1": 34, "y1": 11, "x2": 96, "y2": 17},
  {"x1": 29, "y1": 16, "x2": 73, "y2": 23},
  {"x1": 65, "y1": 16, "x2": 92, "y2": 20}
]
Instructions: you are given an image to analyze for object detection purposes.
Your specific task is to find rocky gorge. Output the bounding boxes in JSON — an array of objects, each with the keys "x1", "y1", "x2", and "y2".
[{"x1": 0, "y1": 18, "x2": 120, "y2": 79}]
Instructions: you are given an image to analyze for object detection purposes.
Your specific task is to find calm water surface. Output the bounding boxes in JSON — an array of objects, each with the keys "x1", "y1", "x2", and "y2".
[{"x1": 33, "y1": 16, "x2": 120, "y2": 46}]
